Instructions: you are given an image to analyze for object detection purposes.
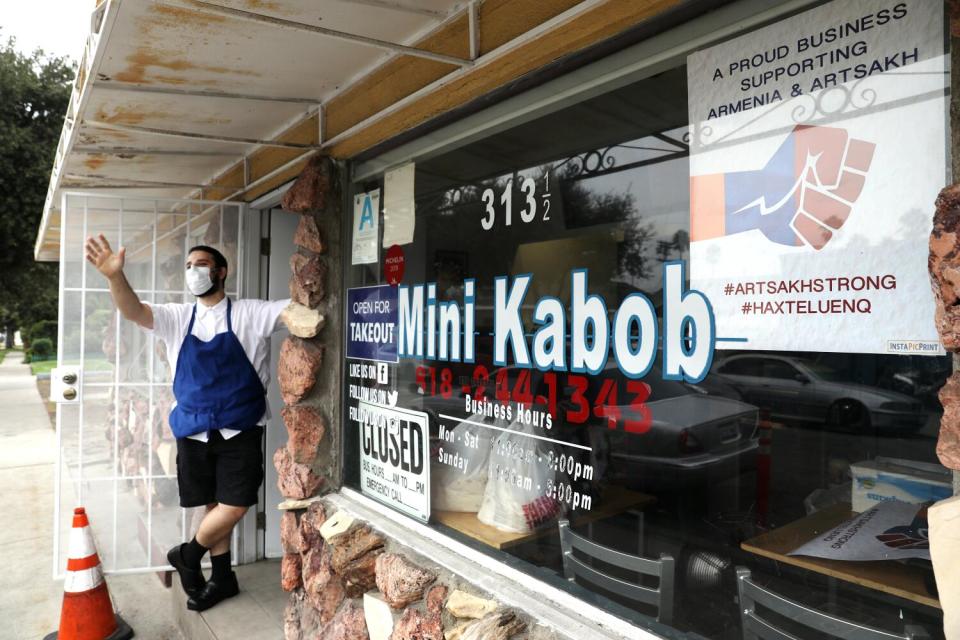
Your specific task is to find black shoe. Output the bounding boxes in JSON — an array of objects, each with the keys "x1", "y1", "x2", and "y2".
[
  {"x1": 167, "y1": 543, "x2": 207, "y2": 597},
  {"x1": 187, "y1": 572, "x2": 239, "y2": 612}
]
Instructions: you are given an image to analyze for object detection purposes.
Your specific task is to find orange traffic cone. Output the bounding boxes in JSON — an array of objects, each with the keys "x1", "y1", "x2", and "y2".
[{"x1": 44, "y1": 507, "x2": 134, "y2": 640}]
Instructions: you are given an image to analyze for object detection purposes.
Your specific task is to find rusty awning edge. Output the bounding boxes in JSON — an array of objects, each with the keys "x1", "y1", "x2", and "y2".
[
  {"x1": 35, "y1": 0, "x2": 686, "y2": 263},
  {"x1": 33, "y1": 0, "x2": 469, "y2": 262}
]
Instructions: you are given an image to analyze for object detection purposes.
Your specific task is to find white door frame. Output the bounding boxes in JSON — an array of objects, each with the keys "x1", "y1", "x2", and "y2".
[
  {"x1": 53, "y1": 191, "x2": 254, "y2": 575},
  {"x1": 247, "y1": 182, "x2": 294, "y2": 560}
]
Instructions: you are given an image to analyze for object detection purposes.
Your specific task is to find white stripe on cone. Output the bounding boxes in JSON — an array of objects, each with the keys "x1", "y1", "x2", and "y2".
[
  {"x1": 64, "y1": 565, "x2": 105, "y2": 593},
  {"x1": 67, "y1": 523, "x2": 97, "y2": 559},
  {"x1": 64, "y1": 519, "x2": 104, "y2": 593}
]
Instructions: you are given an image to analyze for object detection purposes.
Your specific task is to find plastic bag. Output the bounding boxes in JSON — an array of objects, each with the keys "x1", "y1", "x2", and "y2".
[
  {"x1": 477, "y1": 416, "x2": 561, "y2": 533},
  {"x1": 432, "y1": 414, "x2": 495, "y2": 512}
]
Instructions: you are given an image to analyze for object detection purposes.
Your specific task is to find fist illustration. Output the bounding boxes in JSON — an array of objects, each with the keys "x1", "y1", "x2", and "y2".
[
  {"x1": 691, "y1": 125, "x2": 875, "y2": 250},
  {"x1": 876, "y1": 510, "x2": 929, "y2": 551}
]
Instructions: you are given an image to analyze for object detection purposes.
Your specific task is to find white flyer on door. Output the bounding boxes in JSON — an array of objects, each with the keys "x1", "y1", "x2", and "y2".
[
  {"x1": 687, "y1": 0, "x2": 947, "y2": 355},
  {"x1": 352, "y1": 189, "x2": 380, "y2": 265},
  {"x1": 382, "y1": 162, "x2": 416, "y2": 248}
]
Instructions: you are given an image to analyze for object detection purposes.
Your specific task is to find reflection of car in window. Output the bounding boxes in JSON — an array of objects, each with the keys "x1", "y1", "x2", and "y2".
[
  {"x1": 557, "y1": 363, "x2": 760, "y2": 492},
  {"x1": 713, "y1": 354, "x2": 927, "y2": 433},
  {"x1": 810, "y1": 353, "x2": 952, "y2": 407}
]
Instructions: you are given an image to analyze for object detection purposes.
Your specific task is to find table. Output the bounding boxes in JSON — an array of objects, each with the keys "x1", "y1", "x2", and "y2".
[
  {"x1": 433, "y1": 487, "x2": 655, "y2": 550},
  {"x1": 741, "y1": 502, "x2": 939, "y2": 609}
]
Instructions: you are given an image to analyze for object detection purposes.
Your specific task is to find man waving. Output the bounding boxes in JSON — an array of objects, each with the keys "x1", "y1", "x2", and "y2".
[{"x1": 85, "y1": 235, "x2": 289, "y2": 612}]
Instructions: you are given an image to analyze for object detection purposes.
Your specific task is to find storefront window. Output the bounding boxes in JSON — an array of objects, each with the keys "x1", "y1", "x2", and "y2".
[{"x1": 344, "y1": 1, "x2": 949, "y2": 637}]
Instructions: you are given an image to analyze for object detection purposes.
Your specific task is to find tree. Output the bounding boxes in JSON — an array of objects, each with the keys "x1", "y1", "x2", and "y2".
[
  {"x1": 0, "y1": 34, "x2": 75, "y2": 347},
  {"x1": 555, "y1": 163, "x2": 652, "y2": 282}
]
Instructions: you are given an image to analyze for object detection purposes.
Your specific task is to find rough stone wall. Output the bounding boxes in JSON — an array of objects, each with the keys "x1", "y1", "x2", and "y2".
[
  {"x1": 953, "y1": 1, "x2": 960, "y2": 495},
  {"x1": 931, "y1": 4, "x2": 960, "y2": 477},
  {"x1": 950, "y1": 2, "x2": 960, "y2": 181},
  {"x1": 273, "y1": 155, "x2": 343, "y2": 503},
  {"x1": 280, "y1": 500, "x2": 557, "y2": 640}
]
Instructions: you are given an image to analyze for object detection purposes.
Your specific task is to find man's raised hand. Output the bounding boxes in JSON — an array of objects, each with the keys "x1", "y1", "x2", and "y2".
[
  {"x1": 83, "y1": 234, "x2": 152, "y2": 329},
  {"x1": 85, "y1": 234, "x2": 126, "y2": 279}
]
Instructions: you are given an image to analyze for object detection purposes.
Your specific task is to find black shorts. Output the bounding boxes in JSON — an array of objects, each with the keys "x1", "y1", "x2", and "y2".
[{"x1": 175, "y1": 426, "x2": 264, "y2": 508}]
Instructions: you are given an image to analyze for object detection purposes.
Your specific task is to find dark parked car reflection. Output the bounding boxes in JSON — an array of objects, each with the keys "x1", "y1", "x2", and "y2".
[
  {"x1": 713, "y1": 354, "x2": 927, "y2": 433},
  {"x1": 560, "y1": 364, "x2": 759, "y2": 492}
]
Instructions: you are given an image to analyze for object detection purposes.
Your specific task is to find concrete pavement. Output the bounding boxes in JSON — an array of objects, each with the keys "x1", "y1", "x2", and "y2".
[{"x1": 0, "y1": 353, "x2": 183, "y2": 640}]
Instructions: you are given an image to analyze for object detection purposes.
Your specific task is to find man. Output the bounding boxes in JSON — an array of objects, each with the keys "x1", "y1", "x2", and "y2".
[{"x1": 85, "y1": 235, "x2": 289, "y2": 611}]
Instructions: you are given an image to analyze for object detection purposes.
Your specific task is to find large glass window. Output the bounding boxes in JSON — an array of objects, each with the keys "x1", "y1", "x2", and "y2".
[{"x1": 343, "y1": 5, "x2": 949, "y2": 637}]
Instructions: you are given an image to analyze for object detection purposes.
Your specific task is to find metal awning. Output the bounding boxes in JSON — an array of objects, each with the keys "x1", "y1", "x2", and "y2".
[{"x1": 36, "y1": 0, "x2": 472, "y2": 260}]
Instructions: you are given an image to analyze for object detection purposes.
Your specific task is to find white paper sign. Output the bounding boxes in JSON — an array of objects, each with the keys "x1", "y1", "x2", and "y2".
[
  {"x1": 382, "y1": 162, "x2": 416, "y2": 248},
  {"x1": 357, "y1": 400, "x2": 431, "y2": 522},
  {"x1": 789, "y1": 500, "x2": 930, "y2": 561},
  {"x1": 687, "y1": 0, "x2": 947, "y2": 355},
  {"x1": 352, "y1": 189, "x2": 380, "y2": 265}
]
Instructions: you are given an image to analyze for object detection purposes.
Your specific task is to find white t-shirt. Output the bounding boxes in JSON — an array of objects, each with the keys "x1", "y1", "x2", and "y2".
[{"x1": 146, "y1": 297, "x2": 290, "y2": 442}]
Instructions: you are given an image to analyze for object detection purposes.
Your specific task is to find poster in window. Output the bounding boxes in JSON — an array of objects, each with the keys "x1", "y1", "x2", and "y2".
[{"x1": 687, "y1": 0, "x2": 947, "y2": 355}]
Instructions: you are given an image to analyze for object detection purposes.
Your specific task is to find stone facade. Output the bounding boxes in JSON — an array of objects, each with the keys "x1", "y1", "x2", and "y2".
[
  {"x1": 289, "y1": 252, "x2": 328, "y2": 308},
  {"x1": 928, "y1": 10, "x2": 960, "y2": 475},
  {"x1": 931, "y1": 184, "x2": 960, "y2": 470},
  {"x1": 280, "y1": 499, "x2": 537, "y2": 640},
  {"x1": 272, "y1": 155, "x2": 342, "y2": 509},
  {"x1": 281, "y1": 155, "x2": 337, "y2": 214},
  {"x1": 274, "y1": 447, "x2": 324, "y2": 499},
  {"x1": 281, "y1": 405, "x2": 326, "y2": 465},
  {"x1": 277, "y1": 337, "x2": 323, "y2": 406}
]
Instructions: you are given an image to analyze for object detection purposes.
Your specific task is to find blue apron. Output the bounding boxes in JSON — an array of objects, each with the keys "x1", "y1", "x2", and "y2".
[{"x1": 169, "y1": 299, "x2": 266, "y2": 439}]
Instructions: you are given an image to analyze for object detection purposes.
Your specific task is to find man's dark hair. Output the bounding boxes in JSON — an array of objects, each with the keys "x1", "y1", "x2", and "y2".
[{"x1": 188, "y1": 245, "x2": 228, "y2": 271}]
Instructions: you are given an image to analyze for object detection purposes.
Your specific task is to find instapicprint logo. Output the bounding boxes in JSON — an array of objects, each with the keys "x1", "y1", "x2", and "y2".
[
  {"x1": 691, "y1": 125, "x2": 875, "y2": 250},
  {"x1": 886, "y1": 340, "x2": 943, "y2": 354}
]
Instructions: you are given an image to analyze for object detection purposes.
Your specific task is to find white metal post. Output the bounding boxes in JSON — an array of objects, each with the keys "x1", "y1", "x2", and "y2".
[
  {"x1": 468, "y1": 0, "x2": 479, "y2": 60},
  {"x1": 150, "y1": 199, "x2": 160, "y2": 561},
  {"x1": 77, "y1": 197, "x2": 88, "y2": 507},
  {"x1": 52, "y1": 192, "x2": 69, "y2": 579},
  {"x1": 111, "y1": 197, "x2": 123, "y2": 569}
]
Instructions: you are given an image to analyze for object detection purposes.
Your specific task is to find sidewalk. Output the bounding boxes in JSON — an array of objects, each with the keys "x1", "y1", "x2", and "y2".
[{"x1": 0, "y1": 354, "x2": 183, "y2": 640}]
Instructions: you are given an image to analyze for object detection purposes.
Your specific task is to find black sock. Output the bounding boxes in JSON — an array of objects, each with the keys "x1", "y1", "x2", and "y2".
[
  {"x1": 181, "y1": 537, "x2": 207, "y2": 569},
  {"x1": 211, "y1": 550, "x2": 232, "y2": 581}
]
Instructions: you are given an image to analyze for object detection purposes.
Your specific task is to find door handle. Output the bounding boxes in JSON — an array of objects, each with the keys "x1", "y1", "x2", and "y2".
[
  {"x1": 63, "y1": 388, "x2": 77, "y2": 401},
  {"x1": 63, "y1": 372, "x2": 77, "y2": 385}
]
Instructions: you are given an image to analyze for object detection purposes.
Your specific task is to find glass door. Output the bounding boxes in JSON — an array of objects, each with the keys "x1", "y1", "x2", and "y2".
[{"x1": 53, "y1": 192, "x2": 245, "y2": 575}]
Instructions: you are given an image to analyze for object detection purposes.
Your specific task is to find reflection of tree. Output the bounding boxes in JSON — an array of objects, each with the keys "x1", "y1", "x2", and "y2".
[
  {"x1": 557, "y1": 163, "x2": 654, "y2": 281},
  {"x1": 429, "y1": 154, "x2": 666, "y2": 282},
  {"x1": 620, "y1": 225, "x2": 656, "y2": 281},
  {"x1": 656, "y1": 230, "x2": 691, "y2": 262}
]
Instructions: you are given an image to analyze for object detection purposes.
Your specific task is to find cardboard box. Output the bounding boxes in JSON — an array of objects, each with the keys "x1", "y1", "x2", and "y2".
[{"x1": 851, "y1": 457, "x2": 952, "y2": 513}]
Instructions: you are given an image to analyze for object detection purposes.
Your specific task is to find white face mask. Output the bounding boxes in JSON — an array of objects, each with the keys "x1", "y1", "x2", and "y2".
[{"x1": 185, "y1": 265, "x2": 214, "y2": 297}]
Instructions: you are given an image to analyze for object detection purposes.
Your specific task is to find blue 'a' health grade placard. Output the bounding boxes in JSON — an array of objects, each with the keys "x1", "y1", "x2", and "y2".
[{"x1": 347, "y1": 285, "x2": 399, "y2": 363}]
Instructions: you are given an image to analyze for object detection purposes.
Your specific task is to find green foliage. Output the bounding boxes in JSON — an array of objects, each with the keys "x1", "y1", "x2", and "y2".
[
  {"x1": 0, "y1": 35, "x2": 74, "y2": 342},
  {"x1": 29, "y1": 337, "x2": 53, "y2": 360},
  {"x1": 26, "y1": 319, "x2": 57, "y2": 347},
  {"x1": 30, "y1": 358, "x2": 57, "y2": 376}
]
